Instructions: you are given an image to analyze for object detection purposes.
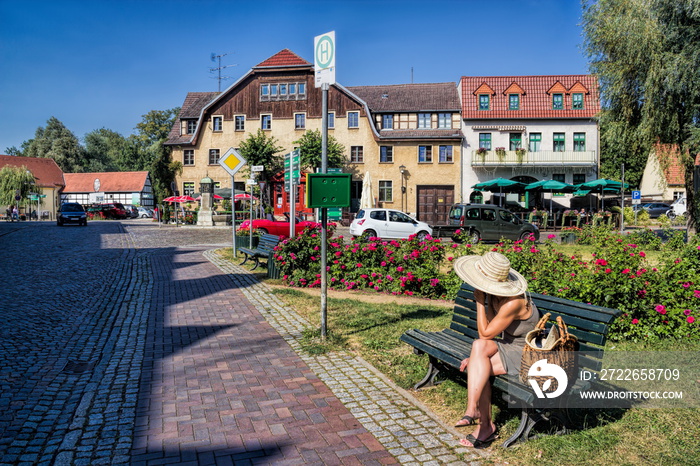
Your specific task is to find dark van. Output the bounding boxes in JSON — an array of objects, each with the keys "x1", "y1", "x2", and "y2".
[{"x1": 447, "y1": 204, "x2": 540, "y2": 243}]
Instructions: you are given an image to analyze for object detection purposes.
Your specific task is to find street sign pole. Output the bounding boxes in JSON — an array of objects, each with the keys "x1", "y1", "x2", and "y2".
[
  {"x1": 315, "y1": 31, "x2": 335, "y2": 339},
  {"x1": 218, "y1": 147, "x2": 247, "y2": 258}
]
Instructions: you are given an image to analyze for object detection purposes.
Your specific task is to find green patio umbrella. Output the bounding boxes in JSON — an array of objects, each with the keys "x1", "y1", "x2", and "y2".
[
  {"x1": 471, "y1": 178, "x2": 526, "y2": 207},
  {"x1": 575, "y1": 179, "x2": 628, "y2": 211},
  {"x1": 524, "y1": 180, "x2": 575, "y2": 214}
]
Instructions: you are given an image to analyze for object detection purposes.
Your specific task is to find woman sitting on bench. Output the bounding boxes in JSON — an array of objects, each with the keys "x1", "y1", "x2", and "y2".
[{"x1": 452, "y1": 252, "x2": 540, "y2": 448}]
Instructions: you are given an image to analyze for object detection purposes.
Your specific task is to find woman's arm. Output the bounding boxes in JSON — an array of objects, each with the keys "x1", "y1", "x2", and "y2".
[{"x1": 476, "y1": 295, "x2": 523, "y2": 340}]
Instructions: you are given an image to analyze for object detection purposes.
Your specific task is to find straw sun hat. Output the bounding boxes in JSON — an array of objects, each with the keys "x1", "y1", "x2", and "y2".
[{"x1": 453, "y1": 252, "x2": 528, "y2": 297}]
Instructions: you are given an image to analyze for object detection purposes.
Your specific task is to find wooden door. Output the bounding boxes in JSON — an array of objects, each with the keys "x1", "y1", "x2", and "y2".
[{"x1": 417, "y1": 185, "x2": 454, "y2": 224}]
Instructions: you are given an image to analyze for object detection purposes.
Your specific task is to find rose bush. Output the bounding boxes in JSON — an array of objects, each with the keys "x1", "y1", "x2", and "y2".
[{"x1": 269, "y1": 225, "x2": 699, "y2": 341}]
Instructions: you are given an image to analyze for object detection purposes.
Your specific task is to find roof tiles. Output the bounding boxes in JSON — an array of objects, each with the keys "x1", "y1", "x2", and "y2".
[
  {"x1": 0, "y1": 155, "x2": 65, "y2": 188},
  {"x1": 254, "y1": 49, "x2": 311, "y2": 68},
  {"x1": 347, "y1": 83, "x2": 460, "y2": 112},
  {"x1": 63, "y1": 171, "x2": 150, "y2": 193},
  {"x1": 461, "y1": 75, "x2": 600, "y2": 119}
]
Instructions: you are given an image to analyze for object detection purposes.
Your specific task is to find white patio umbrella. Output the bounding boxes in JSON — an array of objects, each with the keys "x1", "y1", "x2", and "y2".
[{"x1": 359, "y1": 172, "x2": 374, "y2": 209}]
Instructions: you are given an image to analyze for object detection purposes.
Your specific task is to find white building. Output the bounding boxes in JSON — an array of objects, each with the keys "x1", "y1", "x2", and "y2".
[{"x1": 459, "y1": 75, "x2": 600, "y2": 210}]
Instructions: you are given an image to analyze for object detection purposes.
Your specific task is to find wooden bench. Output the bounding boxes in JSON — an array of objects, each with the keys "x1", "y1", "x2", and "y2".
[
  {"x1": 239, "y1": 234, "x2": 281, "y2": 270},
  {"x1": 400, "y1": 283, "x2": 622, "y2": 447}
]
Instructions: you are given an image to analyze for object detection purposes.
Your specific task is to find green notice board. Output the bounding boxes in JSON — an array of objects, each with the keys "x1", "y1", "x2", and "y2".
[{"x1": 306, "y1": 173, "x2": 351, "y2": 208}]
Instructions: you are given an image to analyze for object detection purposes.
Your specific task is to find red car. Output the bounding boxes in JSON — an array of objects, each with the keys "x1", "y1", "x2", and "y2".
[{"x1": 238, "y1": 213, "x2": 323, "y2": 238}]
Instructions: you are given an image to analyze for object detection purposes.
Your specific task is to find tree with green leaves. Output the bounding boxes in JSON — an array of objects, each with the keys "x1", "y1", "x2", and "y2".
[
  {"x1": 238, "y1": 129, "x2": 284, "y2": 204},
  {"x1": 293, "y1": 129, "x2": 347, "y2": 170},
  {"x1": 22, "y1": 117, "x2": 88, "y2": 173},
  {"x1": 583, "y1": 0, "x2": 700, "y2": 232},
  {"x1": 0, "y1": 165, "x2": 37, "y2": 211},
  {"x1": 83, "y1": 128, "x2": 125, "y2": 172}
]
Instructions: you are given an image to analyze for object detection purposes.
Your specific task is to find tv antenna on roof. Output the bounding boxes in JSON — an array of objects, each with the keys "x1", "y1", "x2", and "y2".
[{"x1": 210, "y1": 52, "x2": 237, "y2": 92}]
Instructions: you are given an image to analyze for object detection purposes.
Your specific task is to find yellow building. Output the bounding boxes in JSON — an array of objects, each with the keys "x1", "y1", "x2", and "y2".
[{"x1": 165, "y1": 49, "x2": 462, "y2": 224}]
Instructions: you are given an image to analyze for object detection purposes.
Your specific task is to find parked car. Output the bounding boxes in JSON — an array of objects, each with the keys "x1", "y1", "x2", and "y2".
[
  {"x1": 87, "y1": 203, "x2": 128, "y2": 220},
  {"x1": 57, "y1": 202, "x2": 88, "y2": 226},
  {"x1": 443, "y1": 203, "x2": 540, "y2": 243},
  {"x1": 137, "y1": 207, "x2": 153, "y2": 218},
  {"x1": 642, "y1": 202, "x2": 672, "y2": 219},
  {"x1": 349, "y1": 208, "x2": 433, "y2": 240},
  {"x1": 123, "y1": 204, "x2": 139, "y2": 218},
  {"x1": 238, "y1": 213, "x2": 322, "y2": 238},
  {"x1": 667, "y1": 197, "x2": 687, "y2": 220}
]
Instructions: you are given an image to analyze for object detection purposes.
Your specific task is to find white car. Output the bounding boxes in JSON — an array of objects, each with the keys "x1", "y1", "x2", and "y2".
[
  {"x1": 667, "y1": 197, "x2": 686, "y2": 220},
  {"x1": 350, "y1": 208, "x2": 433, "y2": 240}
]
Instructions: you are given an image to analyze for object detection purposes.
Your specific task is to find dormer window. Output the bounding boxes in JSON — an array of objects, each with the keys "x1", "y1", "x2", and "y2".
[
  {"x1": 479, "y1": 94, "x2": 490, "y2": 111},
  {"x1": 382, "y1": 114, "x2": 393, "y2": 130},
  {"x1": 509, "y1": 94, "x2": 520, "y2": 110},
  {"x1": 183, "y1": 120, "x2": 197, "y2": 135},
  {"x1": 572, "y1": 93, "x2": 584, "y2": 109},
  {"x1": 552, "y1": 93, "x2": 564, "y2": 110}
]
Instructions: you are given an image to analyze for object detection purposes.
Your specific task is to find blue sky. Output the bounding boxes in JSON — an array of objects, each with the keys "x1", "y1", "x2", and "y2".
[{"x1": 0, "y1": 0, "x2": 589, "y2": 152}]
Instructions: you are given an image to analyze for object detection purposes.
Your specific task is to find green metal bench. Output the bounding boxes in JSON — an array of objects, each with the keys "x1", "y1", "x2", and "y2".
[
  {"x1": 239, "y1": 233, "x2": 281, "y2": 270},
  {"x1": 400, "y1": 282, "x2": 622, "y2": 447}
]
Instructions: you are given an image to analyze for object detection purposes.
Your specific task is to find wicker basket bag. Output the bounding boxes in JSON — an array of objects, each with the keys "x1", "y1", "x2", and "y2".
[{"x1": 520, "y1": 313, "x2": 579, "y2": 388}]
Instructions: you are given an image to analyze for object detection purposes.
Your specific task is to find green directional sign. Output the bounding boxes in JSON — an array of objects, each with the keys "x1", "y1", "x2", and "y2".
[{"x1": 284, "y1": 149, "x2": 301, "y2": 191}]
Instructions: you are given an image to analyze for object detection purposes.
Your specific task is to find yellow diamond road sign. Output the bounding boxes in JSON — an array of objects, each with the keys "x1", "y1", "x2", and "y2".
[{"x1": 218, "y1": 147, "x2": 247, "y2": 176}]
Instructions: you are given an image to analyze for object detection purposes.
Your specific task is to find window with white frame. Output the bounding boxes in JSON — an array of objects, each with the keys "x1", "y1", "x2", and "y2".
[
  {"x1": 294, "y1": 113, "x2": 306, "y2": 130},
  {"x1": 350, "y1": 146, "x2": 364, "y2": 163},
  {"x1": 380, "y1": 146, "x2": 393, "y2": 163},
  {"x1": 418, "y1": 145, "x2": 432, "y2": 163},
  {"x1": 382, "y1": 114, "x2": 393, "y2": 129},
  {"x1": 438, "y1": 113, "x2": 451, "y2": 129},
  {"x1": 418, "y1": 113, "x2": 431, "y2": 129},
  {"x1": 327, "y1": 112, "x2": 335, "y2": 129},
  {"x1": 183, "y1": 150, "x2": 194, "y2": 166},
  {"x1": 184, "y1": 120, "x2": 196, "y2": 135},
  {"x1": 260, "y1": 82, "x2": 307, "y2": 101},
  {"x1": 212, "y1": 116, "x2": 223, "y2": 132},
  {"x1": 209, "y1": 149, "x2": 220, "y2": 165},
  {"x1": 183, "y1": 182, "x2": 195, "y2": 196},
  {"x1": 348, "y1": 111, "x2": 359, "y2": 128},
  {"x1": 261, "y1": 114, "x2": 271, "y2": 130},
  {"x1": 439, "y1": 145, "x2": 453, "y2": 163},
  {"x1": 235, "y1": 115, "x2": 245, "y2": 131},
  {"x1": 378, "y1": 180, "x2": 393, "y2": 202}
]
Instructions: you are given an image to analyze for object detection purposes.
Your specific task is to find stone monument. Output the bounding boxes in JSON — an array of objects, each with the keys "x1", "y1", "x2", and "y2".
[{"x1": 196, "y1": 175, "x2": 214, "y2": 226}]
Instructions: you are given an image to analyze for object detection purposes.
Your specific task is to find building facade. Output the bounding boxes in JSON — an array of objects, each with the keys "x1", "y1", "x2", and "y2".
[
  {"x1": 62, "y1": 171, "x2": 154, "y2": 208},
  {"x1": 460, "y1": 75, "x2": 600, "y2": 210},
  {"x1": 166, "y1": 50, "x2": 462, "y2": 224},
  {"x1": 0, "y1": 155, "x2": 65, "y2": 220}
]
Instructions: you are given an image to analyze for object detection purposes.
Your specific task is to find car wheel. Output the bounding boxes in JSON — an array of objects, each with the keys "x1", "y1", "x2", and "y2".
[
  {"x1": 667, "y1": 211, "x2": 676, "y2": 220},
  {"x1": 416, "y1": 230, "x2": 429, "y2": 241},
  {"x1": 468, "y1": 229, "x2": 480, "y2": 244},
  {"x1": 258, "y1": 228, "x2": 268, "y2": 235},
  {"x1": 519, "y1": 231, "x2": 532, "y2": 241},
  {"x1": 57, "y1": 220, "x2": 62, "y2": 226},
  {"x1": 361, "y1": 229, "x2": 377, "y2": 240}
]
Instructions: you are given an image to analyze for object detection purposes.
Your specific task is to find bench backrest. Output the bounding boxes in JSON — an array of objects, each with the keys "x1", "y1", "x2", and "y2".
[
  {"x1": 450, "y1": 283, "x2": 622, "y2": 371},
  {"x1": 257, "y1": 234, "x2": 281, "y2": 253}
]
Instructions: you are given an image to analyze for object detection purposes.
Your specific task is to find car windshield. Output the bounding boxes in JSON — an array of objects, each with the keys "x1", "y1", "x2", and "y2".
[{"x1": 62, "y1": 204, "x2": 84, "y2": 212}]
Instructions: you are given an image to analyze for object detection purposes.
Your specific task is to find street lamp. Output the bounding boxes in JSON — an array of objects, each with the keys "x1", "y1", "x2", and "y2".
[{"x1": 399, "y1": 165, "x2": 406, "y2": 212}]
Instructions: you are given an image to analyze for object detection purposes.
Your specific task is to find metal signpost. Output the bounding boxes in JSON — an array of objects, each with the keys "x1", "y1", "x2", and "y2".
[
  {"x1": 284, "y1": 149, "x2": 300, "y2": 238},
  {"x1": 632, "y1": 189, "x2": 641, "y2": 225},
  {"x1": 218, "y1": 148, "x2": 247, "y2": 257},
  {"x1": 315, "y1": 31, "x2": 336, "y2": 338}
]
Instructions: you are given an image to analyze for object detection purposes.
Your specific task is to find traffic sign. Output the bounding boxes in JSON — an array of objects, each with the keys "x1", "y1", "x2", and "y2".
[
  {"x1": 284, "y1": 149, "x2": 301, "y2": 190},
  {"x1": 251, "y1": 165, "x2": 264, "y2": 172},
  {"x1": 314, "y1": 31, "x2": 336, "y2": 87},
  {"x1": 632, "y1": 190, "x2": 641, "y2": 205},
  {"x1": 218, "y1": 147, "x2": 247, "y2": 176}
]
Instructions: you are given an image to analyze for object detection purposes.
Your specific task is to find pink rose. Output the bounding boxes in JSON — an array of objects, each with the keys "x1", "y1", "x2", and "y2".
[
  {"x1": 688, "y1": 316, "x2": 696, "y2": 324},
  {"x1": 632, "y1": 319, "x2": 639, "y2": 324}
]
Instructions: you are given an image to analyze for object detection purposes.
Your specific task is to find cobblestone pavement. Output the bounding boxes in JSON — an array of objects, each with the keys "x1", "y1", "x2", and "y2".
[{"x1": 0, "y1": 220, "x2": 481, "y2": 465}]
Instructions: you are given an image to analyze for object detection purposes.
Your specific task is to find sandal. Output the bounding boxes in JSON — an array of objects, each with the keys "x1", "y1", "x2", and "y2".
[
  {"x1": 459, "y1": 426, "x2": 499, "y2": 448},
  {"x1": 454, "y1": 415, "x2": 478, "y2": 428}
]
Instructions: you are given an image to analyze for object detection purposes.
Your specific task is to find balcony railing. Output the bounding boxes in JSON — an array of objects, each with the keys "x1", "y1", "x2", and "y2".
[{"x1": 471, "y1": 150, "x2": 596, "y2": 166}]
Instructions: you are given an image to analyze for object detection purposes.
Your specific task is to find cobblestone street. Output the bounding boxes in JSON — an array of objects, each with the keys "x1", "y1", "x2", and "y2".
[{"x1": 0, "y1": 220, "x2": 478, "y2": 465}]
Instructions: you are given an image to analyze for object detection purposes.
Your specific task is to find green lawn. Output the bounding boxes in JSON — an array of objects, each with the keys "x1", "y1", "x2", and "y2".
[{"x1": 268, "y1": 286, "x2": 700, "y2": 465}]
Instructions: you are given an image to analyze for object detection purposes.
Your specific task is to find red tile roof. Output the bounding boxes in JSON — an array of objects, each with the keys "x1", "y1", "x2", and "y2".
[
  {"x1": 460, "y1": 75, "x2": 600, "y2": 119},
  {"x1": 0, "y1": 155, "x2": 64, "y2": 188},
  {"x1": 654, "y1": 143, "x2": 686, "y2": 186},
  {"x1": 63, "y1": 171, "x2": 150, "y2": 193},
  {"x1": 254, "y1": 49, "x2": 311, "y2": 68},
  {"x1": 347, "y1": 83, "x2": 460, "y2": 112}
]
